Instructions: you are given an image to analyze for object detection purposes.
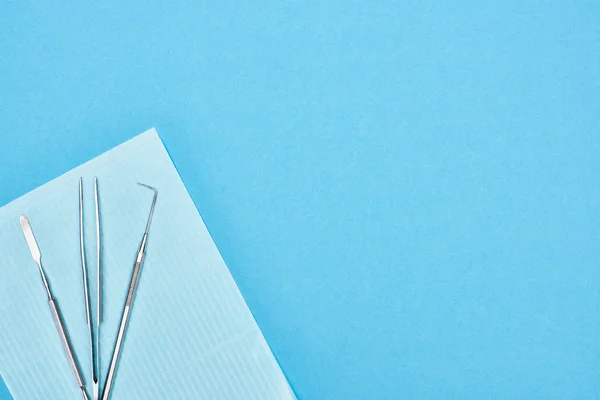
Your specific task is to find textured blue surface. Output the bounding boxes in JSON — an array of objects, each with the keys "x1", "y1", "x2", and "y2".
[{"x1": 1, "y1": 3, "x2": 599, "y2": 399}]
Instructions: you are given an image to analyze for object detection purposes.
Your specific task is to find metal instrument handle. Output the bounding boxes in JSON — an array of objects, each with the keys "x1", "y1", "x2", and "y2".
[
  {"x1": 48, "y1": 299, "x2": 86, "y2": 389},
  {"x1": 101, "y1": 184, "x2": 156, "y2": 400},
  {"x1": 101, "y1": 305, "x2": 130, "y2": 400},
  {"x1": 126, "y1": 260, "x2": 143, "y2": 306},
  {"x1": 102, "y1": 256, "x2": 144, "y2": 400}
]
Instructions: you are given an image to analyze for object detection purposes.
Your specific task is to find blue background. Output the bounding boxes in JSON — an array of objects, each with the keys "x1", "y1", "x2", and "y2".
[{"x1": 1, "y1": 2, "x2": 599, "y2": 399}]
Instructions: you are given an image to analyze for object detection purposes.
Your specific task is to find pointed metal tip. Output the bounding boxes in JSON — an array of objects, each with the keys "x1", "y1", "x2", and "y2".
[
  {"x1": 95, "y1": 176, "x2": 102, "y2": 324},
  {"x1": 137, "y1": 183, "x2": 158, "y2": 235}
]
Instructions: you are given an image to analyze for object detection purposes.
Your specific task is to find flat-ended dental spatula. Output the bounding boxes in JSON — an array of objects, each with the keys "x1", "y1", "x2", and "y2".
[{"x1": 20, "y1": 215, "x2": 90, "y2": 400}]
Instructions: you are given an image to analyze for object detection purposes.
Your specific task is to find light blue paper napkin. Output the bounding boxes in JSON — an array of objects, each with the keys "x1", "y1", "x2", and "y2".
[{"x1": 0, "y1": 129, "x2": 295, "y2": 400}]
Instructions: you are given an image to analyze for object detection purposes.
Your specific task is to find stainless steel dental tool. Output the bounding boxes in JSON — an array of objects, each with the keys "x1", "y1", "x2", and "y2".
[
  {"x1": 20, "y1": 215, "x2": 90, "y2": 400},
  {"x1": 80, "y1": 177, "x2": 102, "y2": 400},
  {"x1": 94, "y1": 177, "x2": 102, "y2": 400},
  {"x1": 101, "y1": 183, "x2": 158, "y2": 400}
]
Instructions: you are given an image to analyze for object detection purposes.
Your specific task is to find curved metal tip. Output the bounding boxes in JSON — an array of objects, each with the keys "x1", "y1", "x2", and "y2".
[
  {"x1": 137, "y1": 182, "x2": 157, "y2": 193},
  {"x1": 137, "y1": 183, "x2": 158, "y2": 235}
]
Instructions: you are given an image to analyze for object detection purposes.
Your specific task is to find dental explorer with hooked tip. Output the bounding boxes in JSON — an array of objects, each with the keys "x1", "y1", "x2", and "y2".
[{"x1": 101, "y1": 183, "x2": 158, "y2": 400}]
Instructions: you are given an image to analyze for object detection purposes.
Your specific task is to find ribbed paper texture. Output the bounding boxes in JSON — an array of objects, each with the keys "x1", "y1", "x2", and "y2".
[{"x1": 0, "y1": 129, "x2": 295, "y2": 400}]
